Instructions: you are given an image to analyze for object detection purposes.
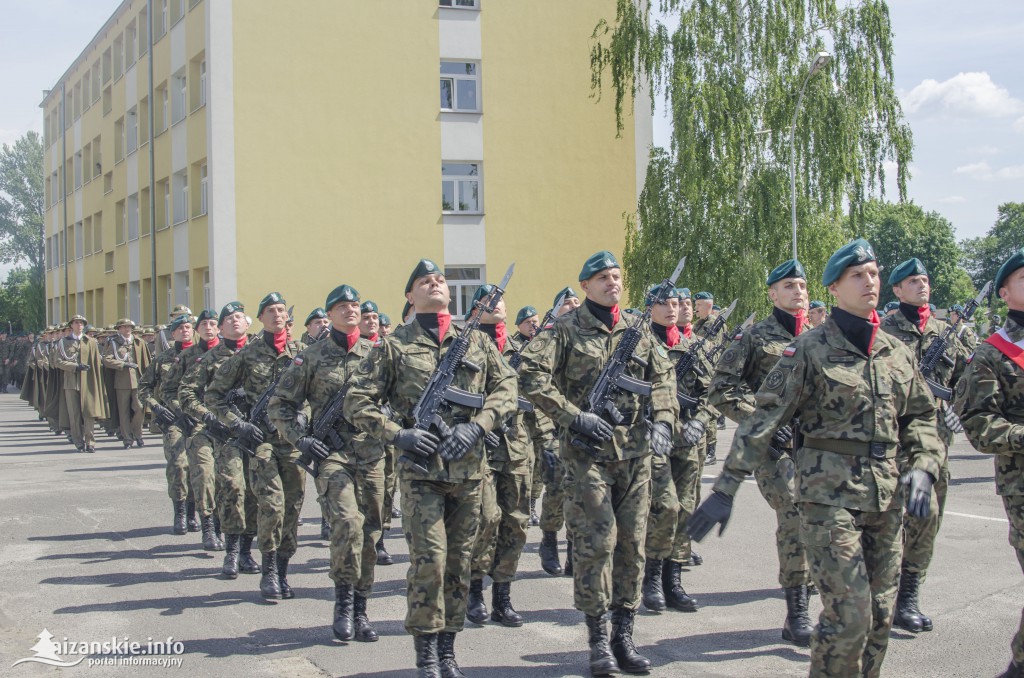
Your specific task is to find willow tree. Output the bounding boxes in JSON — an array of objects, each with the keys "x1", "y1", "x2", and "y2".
[{"x1": 591, "y1": 0, "x2": 913, "y2": 314}]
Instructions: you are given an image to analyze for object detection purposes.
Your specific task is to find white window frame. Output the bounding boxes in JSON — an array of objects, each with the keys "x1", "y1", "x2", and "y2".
[
  {"x1": 199, "y1": 163, "x2": 208, "y2": 215},
  {"x1": 199, "y1": 60, "x2": 207, "y2": 107},
  {"x1": 441, "y1": 162, "x2": 482, "y2": 214},
  {"x1": 173, "y1": 171, "x2": 188, "y2": 225},
  {"x1": 445, "y1": 266, "x2": 485, "y2": 319},
  {"x1": 439, "y1": 0, "x2": 479, "y2": 9},
  {"x1": 126, "y1": 107, "x2": 138, "y2": 155},
  {"x1": 440, "y1": 61, "x2": 480, "y2": 113},
  {"x1": 171, "y1": 69, "x2": 186, "y2": 124}
]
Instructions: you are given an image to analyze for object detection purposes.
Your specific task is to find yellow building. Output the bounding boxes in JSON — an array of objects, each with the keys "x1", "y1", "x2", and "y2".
[{"x1": 42, "y1": 0, "x2": 651, "y2": 328}]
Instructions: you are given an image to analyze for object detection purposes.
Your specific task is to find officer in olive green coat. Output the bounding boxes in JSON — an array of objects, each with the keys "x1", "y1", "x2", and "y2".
[
  {"x1": 691, "y1": 239, "x2": 943, "y2": 678},
  {"x1": 101, "y1": 318, "x2": 152, "y2": 448},
  {"x1": 343, "y1": 259, "x2": 517, "y2": 678},
  {"x1": 955, "y1": 248, "x2": 1024, "y2": 678},
  {"x1": 518, "y1": 251, "x2": 677, "y2": 677}
]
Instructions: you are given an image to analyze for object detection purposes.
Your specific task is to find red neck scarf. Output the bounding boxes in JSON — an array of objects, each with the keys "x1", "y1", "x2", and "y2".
[
  {"x1": 917, "y1": 304, "x2": 931, "y2": 333},
  {"x1": 347, "y1": 330, "x2": 360, "y2": 351},
  {"x1": 270, "y1": 331, "x2": 287, "y2": 354},
  {"x1": 202, "y1": 336, "x2": 220, "y2": 350},
  {"x1": 680, "y1": 323, "x2": 693, "y2": 339},
  {"x1": 665, "y1": 324, "x2": 680, "y2": 347},
  {"x1": 437, "y1": 312, "x2": 451, "y2": 341},
  {"x1": 867, "y1": 309, "x2": 881, "y2": 355},
  {"x1": 365, "y1": 333, "x2": 379, "y2": 343},
  {"x1": 179, "y1": 340, "x2": 194, "y2": 350},
  {"x1": 611, "y1": 305, "x2": 620, "y2": 326},
  {"x1": 793, "y1": 308, "x2": 807, "y2": 336},
  {"x1": 494, "y1": 322, "x2": 507, "y2": 352}
]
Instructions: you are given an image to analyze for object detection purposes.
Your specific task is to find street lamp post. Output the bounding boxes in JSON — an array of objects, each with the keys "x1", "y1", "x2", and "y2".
[{"x1": 789, "y1": 51, "x2": 831, "y2": 260}]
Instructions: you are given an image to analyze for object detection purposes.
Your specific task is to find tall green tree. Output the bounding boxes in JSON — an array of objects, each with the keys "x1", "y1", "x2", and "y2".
[
  {"x1": 591, "y1": 1, "x2": 913, "y2": 312},
  {"x1": 0, "y1": 131, "x2": 45, "y2": 330},
  {"x1": 961, "y1": 202, "x2": 1024, "y2": 292}
]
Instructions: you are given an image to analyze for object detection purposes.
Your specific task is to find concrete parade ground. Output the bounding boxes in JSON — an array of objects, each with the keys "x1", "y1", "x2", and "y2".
[{"x1": 0, "y1": 390, "x2": 1020, "y2": 677}]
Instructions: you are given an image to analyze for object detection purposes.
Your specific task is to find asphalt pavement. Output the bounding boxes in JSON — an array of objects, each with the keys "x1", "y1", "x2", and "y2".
[{"x1": 0, "y1": 391, "x2": 1020, "y2": 677}]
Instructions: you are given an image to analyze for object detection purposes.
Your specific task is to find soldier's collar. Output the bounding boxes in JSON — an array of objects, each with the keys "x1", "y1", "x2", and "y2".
[
  {"x1": 1003, "y1": 315, "x2": 1024, "y2": 342},
  {"x1": 576, "y1": 298, "x2": 622, "y2": 333}
]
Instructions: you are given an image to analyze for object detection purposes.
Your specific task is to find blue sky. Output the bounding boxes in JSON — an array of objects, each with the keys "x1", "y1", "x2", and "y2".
[{"x1": 1, "y1": 1, "x2": 1021, "y2": 277}]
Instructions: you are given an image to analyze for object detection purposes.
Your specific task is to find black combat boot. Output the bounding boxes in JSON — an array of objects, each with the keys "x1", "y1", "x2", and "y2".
[
  {"x1": 437, "y1": 631, "x2": 466, "y2": 678},
  {"x1": 781, "y1": 585, "x2": 812, "y2": 647},
  {"x1": 201, "y1": 515, "x2": 224, "y2": 551},
  {"x1": 704, "y1": 443, "x2": 717, "y2": 466},
  {"x1": 260, "y1": 551, "x2": 282, "y2": 600},
  {"x1": 893, "y1": 569, "x2": 924, "y2": 633},
  {"x1": 663, "y1": 560, "x2": 698, "y2": 612},
  {"x1": 466, "y1": 578, "x2": 488, "y2": 625},
  {"x1": 683, "y1": 552, "x2": 703, "y2": 566},
  {"x1": 529, "y1": 498, "x2": 540, "y2": 526},
  {"x1": 221, "y1": 534, "x2": 240, "y2": 579},
  {"x1": 320, "y1": 517, "x2": 330, "y2": 540},
  {"x1": 172, "y1": 501, "x2": 187, "y2": 535},
  {"x1": 376, "y1": 532, "x2": 393, "y2": 566},
  {"x1": 610, "y1": 607, "x2": 651, "y2": 674},
  {"x1": 414, "y1": 633, "x2": 441, "y2": 678},
  {"x1": 353, "y1": 593, "x2": 379, "y2": 642},
  {"x1": 539, "y1": 531, "x2": 562, "y2": 576},
  {"x1": 564, "y1": 538, "x2": 574, "y2": 577},
  {"x1": 213, "y1": 514, "x2": 222, "y2": 540},
  {"x1": 277, "y1": 553, "x2": 294, "y2": 599},
  {"x1": 186, "y1": 501, "x2": 200, "y2": 532},
  {"x1": 490, "y1": 581, "x2": 524, "y2": 627},
  {"x1": 585, "y1": 613, "x2": 620, "y2": 676},
  {"x1": 238, "y1": 535, "x2": 261, "y2": 574},
  {"x1": 641, "y1": 558, "x2": 666, "y2": 612},
  {"x1": 332, "y1": 582, "x2": 354, "y2": 640}
]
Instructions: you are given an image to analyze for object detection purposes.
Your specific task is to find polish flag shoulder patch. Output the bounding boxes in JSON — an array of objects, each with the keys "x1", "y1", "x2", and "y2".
[
  {"x1": 293, "y1": 357, "x2": 303, "y2": 366},
  {"x1": 783, "y1": 344, "x2": 798, "y2": 358}
]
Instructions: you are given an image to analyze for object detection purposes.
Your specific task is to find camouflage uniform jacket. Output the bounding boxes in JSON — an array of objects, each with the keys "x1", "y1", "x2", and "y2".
[
  {"x1": 954, "y1": 315, "x2": 1024, "y2": 496},
  {"x1": 342, "y1": 318, "x2": 517, "y2": 482},
  {"x1": 140, "y1": 344, "x2": 182, "y2": 409},
  {"x1": 713, "y1": 315, "x2": 942, "y2": 512},
  {"x1": 484, "y1": 338, "x2": 538, "y2": 466},
  {"x1": 517, "y1": 302, "x2": 678, "y2": 462},
  {"x1": 880, "y1": 310, "x2": 968, "y2": 397},
  {"x1": 268, "y1": 333, "x2": 384, "y2": 466},
  {"x1": 957, "y1": 323, "x2": 978, "y2": 352},
  {"x1": 178, "y1": 340, "x2": 246, "y2": 422},
  {"x1": 161, "y1": 343, "x2": 212, "y2": 412},
  {"x1": 205, "y1": 336, "x2": 304, "y2": 439},
  {"x1": 666, "y1": 331, "x2": 715, "y2": 433}
]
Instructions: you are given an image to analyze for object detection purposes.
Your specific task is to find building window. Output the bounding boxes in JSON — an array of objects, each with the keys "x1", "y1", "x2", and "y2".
[
  {"x1": 199, "y1": 163, "x2": 208, "y2": 215},
  {"x1": 441, "y1": 163, "x2": 481, "y2": 213},
  {"x1": 105, "y1": 252, "x2": 114, "y2": 273},
  {"x1": 104, "y1": 171, "x2": 113, "y2": 194},
  {"x1": 127, "y1": 193, "x2": 139, "y2": 241},
  {"x1": 114, "y1": 117, "x2": 125, "y2": 162},
  {"x1": 157, "y1": 0, "x2": 168, "y2": 37},
  {"x1": 440, "y1": 62, "x2": 479, "y2": 112},
  {"x1": 171, "y1": 68, "x2": 186, "y2": 124},
  {"x1": 74, "y1": 222, "x2": 83, "y2": 260},
  {"x1": 74, "y1": 152, "x2": 82, "y2": 190},
  {"x1": 138, "y1": 8, "x2": 149, "y2": 55},
  {"x1": 173, "y1": 170, "x2": 188, "y2": 224},
  {"x1": 199, "y1": 60, "x2": 206, "y2": 107},
  {"x1": 439, "y1": 0, "x2": 479, "y2": 8},
  {"x1": 446, "y1": 267, "x2": 484, "y2": 318},
  {"x1": 156, "y1": 83, "x2": 168, "y2": 132},
  {"x1": 202, "y1": 269, "x2": 211, "y2": 309},
  {"x1": 125, "y1": 21, "x2": 137, "y2": 65},
  {"x1": 93, "y1": 212, "x2": 103, "y2": 252},
  {"x1": 127, "y1": 107, "x2": 138, "y2": 155},
  {"x1": 115, "y1": 200, "x2": 126, "y2": 244}
]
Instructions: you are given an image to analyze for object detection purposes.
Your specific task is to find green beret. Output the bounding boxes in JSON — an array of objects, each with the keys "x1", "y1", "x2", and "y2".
[
  {"x1": 888, "y1": 258, "x2": 928, "y2": 286},
  {"x1": 516, "y1": 306, "x2": 538, "y2": 325},
  {"x1": 676, "y1": 287, "x2": 691, "y2": 299},
  {"x1": 219, "y1": 301, "x2": 244, "y2": 325},
  {"x1": 948, "y1": 304, "x2": 964, "y2": 314},
  {"x1": 929, "y1": 303, "x2": 936, "y2": 313},
  {"x1": 883, "y1": 301, "x2": 900, "y2": 313},
  {"x1": 258, "y1": 292, "x2": 286, "y2": 317},
  {"x1": 645, "y1": 282, "x2": 681, "y2": 307},
  {"x1": 379, "y1": 313, "x2": 391, "y2": 326},
  {"x1": 809, "y1": 300, "x2": 825, "y2": 310},
  {"x1": 402, "y1": 301, "x2": 413, "y2": 320},
  {"x1": 995, "y1": 247, "x2": 1024, "y2": 292},
  {"x1": 465, "y1": 284, "x2": 495, "y2": 319},
  {"x1": 326, "y1": 285, "x2": 360, "y2": 311},
  {"x1": 405, "y1": 258, "x2": 443, "y2": 294},
  {"x1": 553, "y1": 287, "x2": 578, "y2": 309},
  {"x1": 766, "y1": 259, "x2": 806, "y2": 286},
  {"x1": 821, "y1": 238, "x2": 876, "y2": 286},
  {"x1": 578, "y1": 251, "x2": 620, "y2": 282},
  {"x1": 168, "y1": 315, "x2": 191, "y2": 333},
  {"x1": 360, "y1": 300, "x2": 379, "y2": 315},
  {"x1": 196, "y1": 309, "x2": 217, "y2": 324},
  {"x1": 304, "y1": 307, "x2": 327, "y2": 326},
  {"x1": 694, "y1": 291, "x2": 713, "y2": 301},
  {"x1": 712, "y1": 304, "x2": 721, "y2": 311}
]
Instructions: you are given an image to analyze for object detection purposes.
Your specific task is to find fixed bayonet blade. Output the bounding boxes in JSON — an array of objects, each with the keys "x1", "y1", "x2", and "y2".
[
  {"x1": 976, "y1": 281, "x2": 992, "y2": 306},
  {"x1": 668, "y1": 256, "x2": 686, "y2": 286},
  {"x1": 720, "y1": 298, "x2": 739, "y2": 322},
  {"x1": 739, "y1": 311, "x2": 756, "y2": 330},
  {"x1": 496, "y1": 262, "x2": 515, "y2": 292}
]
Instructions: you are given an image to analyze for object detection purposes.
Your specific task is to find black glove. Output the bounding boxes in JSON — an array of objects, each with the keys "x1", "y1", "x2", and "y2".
[
  {"x1": 682, "y1": 418, "x2": 706, "y2": 447},
  {"x1": 570, "y1": 412, "x2": 613, "y2": 442},
  {"x1": 541, "y1": 448, "x2": 560, "y2": 484},
  {"x1": 297, "y1": 436, "x2": 330, "y2": 461},
  {"x1": 649, "y1": 421, "x2": 672, "y2": 457},
  {"x1": 394, "y1": 428, "x2": 440, "y2": 458},
  {"x1": 437, "y1": 422, "x2": 485, "y2": 462},
  {"x1": 484, "y1": 430, "x2": 502, "y2": 449},
  {"x1": 76, "y1": 363, "x2": 90, "y2": 373},
  {"x1": 153, "y1": 404, "x2": 176, "y2": 427},
  {"x1": 903, "y1": 469, "x2": 934, "y2": 519},
  {"x1": 123, "y1": 361, "x2": 138, "y2": 370},
  {"x1": 232, "y1": 420, "x2": 265, "y2": 446},
  {"x1": 202, "y1": 412, "x2": 219, "y2": 427},
  {"x1": 687, "y1": 491, "x2": 734, "y2": 541},
  {"x1": 772, "y1": 425, "x2": 793, "y2": 447}
]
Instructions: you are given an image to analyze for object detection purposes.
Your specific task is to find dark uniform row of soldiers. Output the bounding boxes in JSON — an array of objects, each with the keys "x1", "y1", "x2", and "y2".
[{"x1": 11, "y1": 241, "x2": 1024, "y2": 678}]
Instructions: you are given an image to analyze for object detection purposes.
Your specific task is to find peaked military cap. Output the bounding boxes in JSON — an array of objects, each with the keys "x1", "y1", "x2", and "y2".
[
  {"x1": 68, "y1": 314, "x2": 88, "y2": 326},
  {"x1": 195, "y1": 309, "x2": 217, "y2": 324},
  {"x1": 405, "y1": 258, "x2": 443, "y2": 294},
  {"x1": 168, "y1": 314, "x2": 191, "y2": 333},
  {"x1": 694, "y1": 291, "x2": 713, "y2": 301},
  {"x1": 995, "y1": 247, "x2": 1024, "y2": 292},
  {"x1": 822, "y1": 238, "x2": 876, "y2": 286},
  {"x1": 766, "y1": 259, "x2": 806, "y2": 286},
  {"x1": 169, "y1": 304, "x2": 193, "y2": 319},
  {"x1": 113, "y1": 318, "x2": 135, "y2": 328},
  {"x1": 379, "y1": 313, "x2": 392, "y2": 326},
  {"x1": 258, "y1": 292, "x2": 286, "y2": 317},
  {"x1": 326, "y1": 285, "x2": 360, "y2": 311},
  {"x1": 360, "y1": 300, "x2": 379, "y2": 315},
  {"x1": 888, "y1": 258, "x2": 928, "y2": 286},
  {"x1": 304, "y1": 307, "x2": 327, "y2": 326},
  {"x1": 809, "y1": 300, "x2": 826, "y2": 309},
  {"x1": 676, "y1": 287, "x2": 691, "y2": 299},
  {"x1": 645, "y1": 282, "x2": 681, "y2": 307},
  {"x1": 578, "y1": 251, "x2": 620, "y2": 282},
  {"x1": 553, "y1": 287, "x2": 578, "y2": 309},
  {"x1": 465, "y1": 284, "x2": 495, "y2": 319},
  {"x1": 883, "y1": 301, "x2": 900, "y2": 313},
  {"x1": 515, "y1": 306, "x2": 538, "y2": 325},
  {"x1": 219, "y1": 301, "x2": 245, "y2": 325}
]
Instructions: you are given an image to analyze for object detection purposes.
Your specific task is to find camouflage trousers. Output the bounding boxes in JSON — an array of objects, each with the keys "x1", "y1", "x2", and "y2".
[
  {"x1": 902, "y1": 457, "x2": 950, "y2": 575},
  {"x1": 382, "y1": 445, "x2": 398, "y2": 531},
  {"x1": 754, "y1": 456, "x2": 810, "y2": 588},
  {"x1": 564, "y1": 447, "x2": 652, "y2": 617},
  {"x1": 1001, "y1": 494, "x2": 1024, "y2": 665},
  {"x1": 64, "y1": 389, "x2": 95, "y2": 448},
  {"x1": 114, "y1": 387, "x2": 144, "y2": 442},
  {"x1": 249, "y1": 440, "x2": 305, "y2": 558},
  {"x1": 539, "y1": 450, "x2": 569, "y2": 533},
  {"x1": 670, "y1": 442, "x2": 703, "y2": 563},
  {"x1": 645, "y1": 452, "x2": 680, "y2": 560},
  {"x1": 317, "y1": 456, "x2": 385, "y2": 597},
  {"x1": 187, "y1": 429, "x2": 218, "y2": 518},
  {"x1": 401, "y1": 477, "x2": 482, "y2": 636},
  {"x1": 530, "y1": 451, "x2": 544, "y2": 505},
  {"x1": 800, "y1": 502, "x2": 903, "y2": 678},
  {"x1": 471, "y1": 460, "x2": 531, "y2": 583},
  {"x1": 215, "y1": 440, "x2": 258, "y2": 535},
  {"x1": 162, "y1": 424, "x2": 190, "y2": 502}
]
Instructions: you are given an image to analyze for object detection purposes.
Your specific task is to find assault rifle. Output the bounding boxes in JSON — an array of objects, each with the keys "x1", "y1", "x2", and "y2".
[
  {"x1": 920, "y1": 281, "x2": 990, "y2": 400},
  {"x1": 296, "y1": 385, "x2": 348, "y2": 478},
  {"x1": 508, "y1": 297, "x2": 561, "y2": 371},
  {"x1": 401, "y1": 263, "x2": 516, "y2": 474},
  {"x1": 237, "y1": 358, "x2": 292, "y2": 454},
  {"x1": 705, "y1": 311, "x2": 754, "y2": 365},
  {"x1": 570, "y1": 257, "x2": 686, "y2": 453},
  {"x1": 674, "y1": 299, "x2": 737, "y2": 412}
]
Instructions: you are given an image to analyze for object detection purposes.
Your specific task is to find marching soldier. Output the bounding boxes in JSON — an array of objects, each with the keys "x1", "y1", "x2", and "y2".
[
  {"x1": 343, "y1": 259, "x2": 517, "y2": 677},
  {"x1": 379, "y1": 313, "x2": 392, "y2": 337},
  {"x1": 101, "y1": 319, "x2": 151, "y2": 448},
  {"x1": 206, "y1": 293, "x2": 305, "y2": 601},
  {"x1": 153, "y1": 305, "x2": 193, "y2": 357},
  {"x1": 955, "y1": 248, "x2": 1024, "y2": 678},
  {"x1": 518, "y1": 251, "x2": 676, "y2": 676},
  {"x1": 708, "y1": 259, "x2": 814, "y2": 644},
  {"x1": 693, "y1": 292, "x2": 723, "y2": 466},
  {"x1": 690, "y1": 239, "x2": 942, "y2": 678},
  {"x1": 808, "y1": 300, "x2": 828, "y2": 329},
  {"x1": 512, "y1": 305, "x2": 545, "y2": 528},
  {"x1": 302, "y1": 307, "x2": 329, "y2": 345},
  {"x1": 949, "y1": 304, "x2": 978, "y2": 351},
  {"x1": 53, "y1": 315, "x2": 109, "y2": 453}
]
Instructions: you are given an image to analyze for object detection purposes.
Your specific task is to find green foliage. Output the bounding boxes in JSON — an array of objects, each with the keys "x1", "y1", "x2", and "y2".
[
  {"x1": 0, "y1": 267, "x2": 44, "y2": 331},
  {"x1": 961, "y1": 202, "x2": 1024, "y2": 292},
  {"x1": 0, "y1": 131, "x2": 45, "y2": 331}
]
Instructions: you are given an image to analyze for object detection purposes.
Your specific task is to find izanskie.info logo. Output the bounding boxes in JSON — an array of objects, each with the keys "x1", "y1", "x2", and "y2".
[{"x1": 12, "y1": 629, "x2": 185, "y2": 669}]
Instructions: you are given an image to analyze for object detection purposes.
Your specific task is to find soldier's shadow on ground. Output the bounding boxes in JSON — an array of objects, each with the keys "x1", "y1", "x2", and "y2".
[
  {"x1": 38, "y1": 543, "x2": 224, "y2": 565},
  {"x1": 0, "y1": 447, "x2": 83, "y2": 455},
  {"x1": 949, "y1": 475, "x2": 996, "y2": 486},
  {"x1": 64, "y1": 463, "x2": 167, "y2": 472},
  {"x1": 41, "y1": 565, "x2": 227, "y2": 588},
  {"x1": 29, "y1": 525, "x2": 180, "y2": 542},
  {"x1": 639, "y1": 628, "x2": 810, "y2": 664},
  {"x1": 52, "y1": 588, "x2": 318, "y2": 617},
  {"x1": 171, "y1": 621, "x2": 413, "y2": 658}
]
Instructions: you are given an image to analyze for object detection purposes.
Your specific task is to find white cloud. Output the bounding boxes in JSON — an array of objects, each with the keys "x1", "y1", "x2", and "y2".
[
  {"x1": 1015, "y1": 116, "x2": 1024, "y2": 134},
  {"x1": 953, "y1": 161, "x2": 1024, "y2": 181},
  {"x1": 903, "y1": 72, "x2": 1024, "y2": 118},
  {"x1": 937, "y1": 195, "x2": 967, "y2": 204}
]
